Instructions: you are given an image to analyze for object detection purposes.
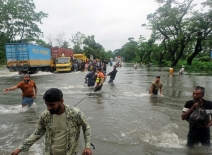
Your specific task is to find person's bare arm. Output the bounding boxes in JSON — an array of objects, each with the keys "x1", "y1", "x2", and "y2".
[
  {"x1": 149, "y1": 87, "x2": 153, "y2": 94},
  {"x1": 160, "y1": 88, "x2": 162, "y2": 94},
  {"x1": 33, "y1": 84, "x2": 38, "y2": 99},
  {"x1": 207, "y1": 120, "x2": 212, "y2": 127},
  {"x1": 82, "y1": 148, "x2": 92, "y2": 155},
  {"x1": 3, "y1": 85, "x2": 18, "y2": 93},
  {"x1": 149, "y1": 83, "x2": 154, "y2": 94},
  {"x1": 181, "y1": 102, "x2": 199, "y2": 120},
  {"x1": 11, "y1": 148, "x2": 21, "y2": 155}
]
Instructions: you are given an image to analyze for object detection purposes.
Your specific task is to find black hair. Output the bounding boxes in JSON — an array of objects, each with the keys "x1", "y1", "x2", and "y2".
[
  {"x1": 24, "y1": 74, "x2": 30, "y2": 77},
  {"x1": 43, "y1": 88, "x2": 63, "y2": 102},
  {"x1": 195, "y1": 86, "x2": 205, "y2": 95},
  {"x1": 156, "y1": 76, "x2": 160, "y2": 79}
]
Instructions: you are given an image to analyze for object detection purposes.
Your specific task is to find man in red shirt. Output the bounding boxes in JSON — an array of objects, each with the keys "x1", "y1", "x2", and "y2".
[{"x1": 3, "y1": 74, "x2": 37, "y2": 107}]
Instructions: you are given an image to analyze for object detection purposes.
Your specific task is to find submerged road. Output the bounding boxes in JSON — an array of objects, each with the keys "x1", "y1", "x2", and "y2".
[{"x1": 0, "y1": 63, "x2": 212, "y2": 155}]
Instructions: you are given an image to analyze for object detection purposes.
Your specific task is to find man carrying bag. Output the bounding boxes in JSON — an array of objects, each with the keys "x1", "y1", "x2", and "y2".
[{"x1": 181, "y1": 86, "x2": 212, "y2": 148}]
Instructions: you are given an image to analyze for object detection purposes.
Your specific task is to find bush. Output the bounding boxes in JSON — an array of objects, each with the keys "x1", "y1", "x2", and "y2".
[
  {"x1": 133, "y1": 55, "x2": 141, "y2": 63},
  {"x1": 198, "y1": 56, "x2": 211, "y2": 62},
  {"x1": 163, "y1": 60, "x2": 212, "y2": 73},
  {"x1": 161, "y1": 60, "x2": 171, "y2": 67}
]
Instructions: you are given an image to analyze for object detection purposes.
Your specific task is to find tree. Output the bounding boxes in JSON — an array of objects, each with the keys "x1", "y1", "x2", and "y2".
[
  {"x1": 113, "y1": 49, "x2": 121, "y2": 57},
  {"x1": 35, "y1": 39, "x2": 52, "y2": 48},
  {"x1": 83, "y1": 35, "x2": 103, "y2": 59},
  {"x1": 70, "y1": 32, "x2": 86, "y2": 54},
  {"x1": 0, "y1": 0, "x2": 48, "y2": 42},
  {"x1": 46, "y1": 35, "x2": 54, "y2": 47},
  {"x1": 105, "y1": 50, "x2": 115, "y2": 60},
  {"x1": 54, "y1": 32, "x2": 65, "y2": 47},
  {"x1": 145, "y1": 0, "x2": 195, "y2": 67},
  {"x1": 119, "y1": 38, "x2": 138, "y2": 62},
  {"x1": 60, "y1": 41, "x2": 70, "y2": 48},
  {"x1": 187, "y1": 1, "x2": 212, "y2": 65},
  {"x1": 0, "y1": 33, "x2": 10, "y2": 63}
]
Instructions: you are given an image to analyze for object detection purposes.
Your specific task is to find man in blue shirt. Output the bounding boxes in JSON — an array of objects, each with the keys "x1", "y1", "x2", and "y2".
[{"x1": 85, "y1": 69, "x2": 97, "y2": 87}]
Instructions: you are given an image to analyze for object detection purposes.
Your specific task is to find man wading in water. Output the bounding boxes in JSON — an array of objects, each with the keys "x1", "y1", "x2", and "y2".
[
  {"x1": 107, "y1": 65, "x2": 118, "y2": 83},
  {"x1": 149, "y1": 76, "x2": 163, "y2": 95},
  {"x1": 182, "y1": 86, "x2": 212, "y2": 148},
  {"x1": 94, "y1": 68, "x2": 105, "y2": 92},
  {"x1": 11, "y1": 88, "x2": 92, "y2": 155},
  {"x1": 3, "y1": 74, "x2": 37, "y2": 108}
]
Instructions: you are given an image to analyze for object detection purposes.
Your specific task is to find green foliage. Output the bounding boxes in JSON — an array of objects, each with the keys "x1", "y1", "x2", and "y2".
[
  {"x1": 0, "y1": 50, "x2": 6, "y2": 64},
  {"x1": 0, "y1": 33, "x2": 10, "y2": 63},
  {"x1": 144, "y1": 0, "x2": 212, "y2": 67},
  {"x1": 0, "y1": 0, "x2": 47, "y2": 63},
  {"x1": 82, "y1": 35, "x2": 112, "y2": 61},
  {"x1": 83, "y1": 35, "x2": 100, "y2": 58},
  {"x1": 60, "y1": 41, "x2": 70, "y2": 48},
  {"x1": 161, "y1": 60, "x2": 171, "y2": 67},
  {"x1": 104, "y1": 50, "x2": 114, "y2": 61},
  {"x1": 0, "y1": 0, "x2": 48, "y2": 42},
  {"x1": 198, "y1": 56, "x2": 211, "y2": 62},
  {"x1": 174, "y1": 60, "x2": 212, "y2": 73},
  {"x1": 35, "y1": 39, "x2": 52, "y2": 48},
  {"x1": 70, "y1": 32, "x2": 85, "y2": 54},
  {"x1": 133, "y1": 55, "x2": 141, "y2": 63},
  {"x1": 115, "y1": 38, "x2": 138, "y2": 62}
]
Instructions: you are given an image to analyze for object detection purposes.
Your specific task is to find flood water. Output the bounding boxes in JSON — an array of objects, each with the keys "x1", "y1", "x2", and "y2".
[{"x1": 1, "y1": 63, "x2": 212, "y2": 155}]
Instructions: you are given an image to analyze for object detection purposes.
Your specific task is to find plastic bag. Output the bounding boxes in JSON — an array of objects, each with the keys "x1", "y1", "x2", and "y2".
[{"x1": 188, "y1": 104, "x2": 210, "y2": 126}]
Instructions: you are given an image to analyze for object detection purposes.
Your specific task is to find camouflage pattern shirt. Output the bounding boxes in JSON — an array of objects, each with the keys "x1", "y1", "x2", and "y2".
[{"x1": 18, "y1": 104, "x2": 91, "y2": 155}]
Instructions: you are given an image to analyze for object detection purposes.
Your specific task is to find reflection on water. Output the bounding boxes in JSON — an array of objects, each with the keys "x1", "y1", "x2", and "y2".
[
  {"x1": 149, "y1": 95, "x2": 164, "y2": 106},
  {"x1": 0, "y1": 64, "x2": 212, "y2": 155}
]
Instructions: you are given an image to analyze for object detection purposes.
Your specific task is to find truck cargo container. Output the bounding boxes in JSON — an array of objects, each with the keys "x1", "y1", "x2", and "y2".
[
  {"x1": 51, "y1": 47, "x2": 74, "y2": 59},
  {"x1": 5, "y1": 43, "x2": 53, "y2": 74},
  {"x1": 51, "y1": 47, "x2": 74, "y2": 72}
]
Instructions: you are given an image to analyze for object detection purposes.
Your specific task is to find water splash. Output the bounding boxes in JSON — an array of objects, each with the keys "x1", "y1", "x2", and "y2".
[{"x1": 0, "y1": 103, "x2": 36, "y2": 114}]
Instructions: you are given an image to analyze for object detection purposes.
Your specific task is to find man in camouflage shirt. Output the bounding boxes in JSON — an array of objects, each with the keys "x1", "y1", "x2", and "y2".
[{"x1": 11, "y1": 88, "x2": 92, "y2": 155}]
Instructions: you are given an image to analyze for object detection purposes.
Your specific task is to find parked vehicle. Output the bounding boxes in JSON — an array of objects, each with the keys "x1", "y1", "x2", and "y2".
[
  {"x1": 73, "y1": 54, "x2": 88, "y2": 63},
  {"x1": 5, "y1": 43, "x2": 53, "y2": 74},
  {"x1": 5, "y1": 43, "x2": 74, "y2": 74},
  {"x1": 115, "y1": 56, "x2": 122, "y2": 62},
  {"x1": 51, "y1": 47, "x2": 74, "y2": 72}
]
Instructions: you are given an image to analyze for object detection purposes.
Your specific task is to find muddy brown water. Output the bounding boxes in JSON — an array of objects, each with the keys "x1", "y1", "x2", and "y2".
[{"x1": 1, "y1": 63, "x2": 212, "y2": 155}]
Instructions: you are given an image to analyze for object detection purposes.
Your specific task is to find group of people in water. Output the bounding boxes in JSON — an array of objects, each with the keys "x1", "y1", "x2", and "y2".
[
  {"x1": 3, "y1": 73, "x2": 94, "y2": 155},
  {"x1": 2, "y1": 61, "x2": 212, "y2": 155},
  {"x1": 85, "y1": 63, "x2": 118, "y2": 92},
  {"x1": 170, "y1": 65, "x2": 185, "y2": 75},
  {"x1": 148, "y1": 74, "x2": 212, "y2": 149},
  {"x1": 2, "y1": 60, "x2": 119, "y2": 155},
  {"x1": 73, "y1": 59, "x2": 86, "y2": 71},
  {"x1": 148, "y1": 76, "x2": 212, "y2": 149},
  {"x1": 132, "y1": 63, "x2": 212, "y2": 149}
]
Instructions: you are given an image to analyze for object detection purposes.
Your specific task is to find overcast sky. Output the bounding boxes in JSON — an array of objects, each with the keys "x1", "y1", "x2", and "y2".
[{"x1": 34, "y1": 0, "x2": 205, "y2": 51}]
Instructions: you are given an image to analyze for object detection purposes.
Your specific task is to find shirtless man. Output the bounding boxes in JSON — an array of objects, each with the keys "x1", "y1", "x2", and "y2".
[{"x1": 149, "y1": 76, "x2": 162, "y2": 95}]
